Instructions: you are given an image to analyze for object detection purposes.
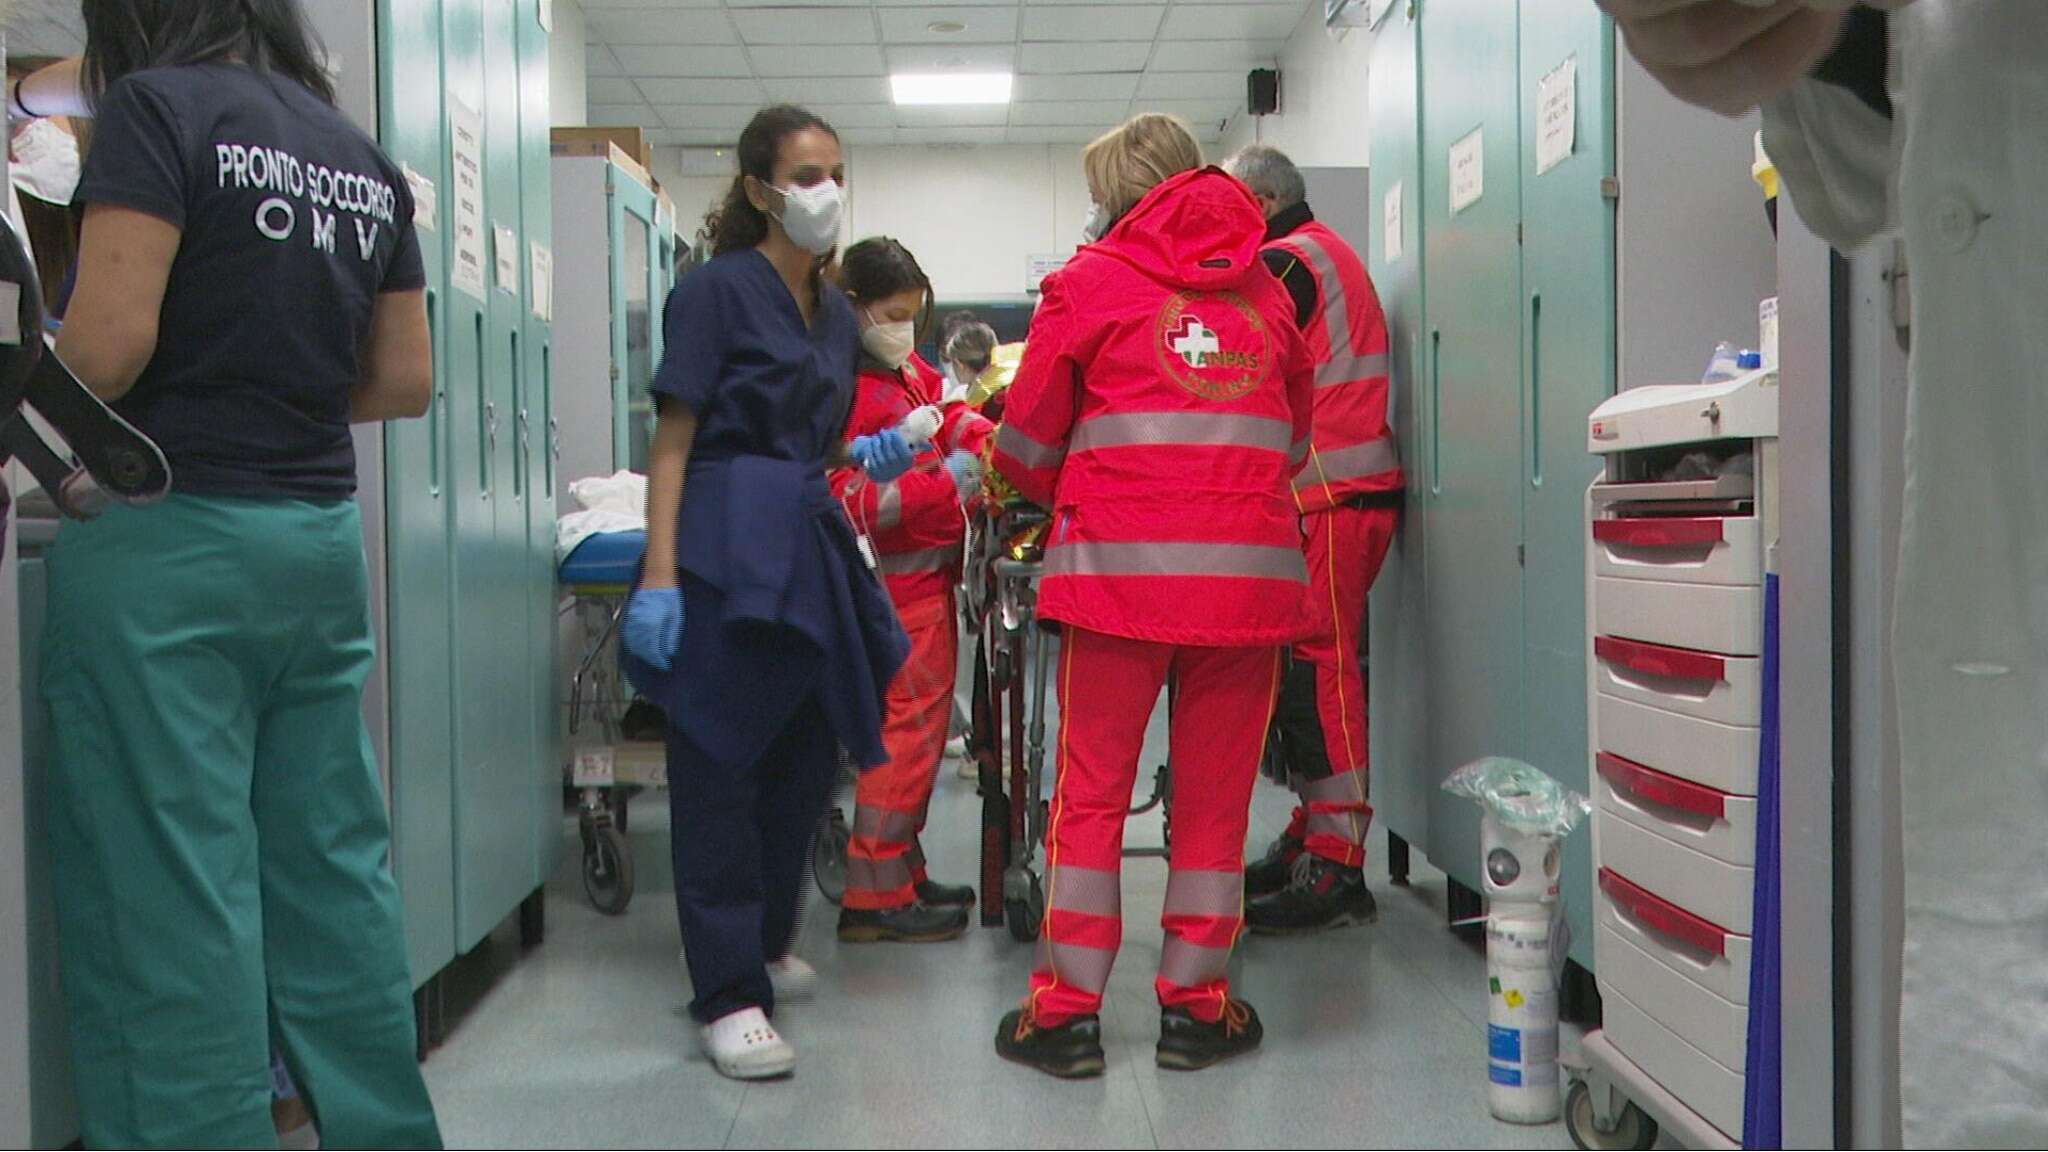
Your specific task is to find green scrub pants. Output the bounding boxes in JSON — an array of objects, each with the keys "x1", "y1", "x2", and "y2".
[{"x1": 41, "y1": 495, "x2": 442, "y2": 1150}]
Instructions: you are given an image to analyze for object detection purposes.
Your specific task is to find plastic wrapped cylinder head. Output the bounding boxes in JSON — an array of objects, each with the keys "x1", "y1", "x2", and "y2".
[{"x1": 1441, "y1": 757, "x2": 1592, "y2": 841}]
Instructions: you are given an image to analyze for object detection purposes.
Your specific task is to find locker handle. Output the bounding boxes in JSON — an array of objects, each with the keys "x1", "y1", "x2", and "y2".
[
  {"x1": 1597, "y1": 752, "x2": 1727, "y2": 820},
  {"x1": 1528, "y1": 293, "x2": 1542, "y2": 488},
  {"x1": 427, "y1": 288, "x2": 442, "y2": 498},
  {"x1": 1592, "y1": 517, "x2": 1728, "y2": 549},
  {"x1": 1428, "y1": 328, "x2": 1442, "y2": 495},
  {"x1": 543, "y1": 343, "x2": 557, "y2": 494},
  {"x1": 475, "y1": 313, "x2": 490, "y2": 499},
  {"x1": 1594, "y1": 635, "x2": 1725, "y2": 684},
  {"x1": 511, "y1": 328, "x2": 524, "y2": 499},
  {"x1": 1600, "y1": 868, "x2": 1728, "y2": 958}
]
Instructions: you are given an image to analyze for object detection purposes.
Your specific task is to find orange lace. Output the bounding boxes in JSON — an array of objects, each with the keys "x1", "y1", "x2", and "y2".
[{"x1": 1221, "y1": 999, "x2": 1253, "y2": 1037}]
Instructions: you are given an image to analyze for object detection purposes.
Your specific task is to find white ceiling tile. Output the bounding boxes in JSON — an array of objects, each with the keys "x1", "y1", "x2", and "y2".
[
  {"x1": 1135, "y1": 70, "x2": 1241, "y2": 99},
  {"x1": 810, "y1": 104, "x2": 900, "y2": 129},
  {"x1": 1021, "y1": 6, "x2": 1162, "y2": 42},
  {"x1": 582, "y1": 0, "x2": 719, "y2": 7},
  {"x1": 1131, "y1": 98, "x2": 1242, "y2": 128},
  {"x1": 1004, "y1": 125, "x2": 1108, "y2": 144},
  {"x1": 767, "y1": 77, "x2": 895, "y2": 104},
  {"x1": 1146, "y1": 40, "x2": 1283, "y2": 71},
  {"x1": 635, "y1": 77, "x2": 769, "y2": 105},
  {"x1": 838, "y1": 127, "x2": 902, "y2": 146},
  {"x1": 886, "y1": 43, "x2": 1016, "y2": 72},
  {"x1": 585, "y1": 77, "x2": 645, "y2": 105},
  {"x1": 610, "y1": 45, "x2": 756, "y2": 77},
  {"x1": 892, "y1": 127, "x2": 996, "y2": 145},
  {"x1": 726, "y1": 0, "x2": 871, "y2": 7},
  {"x1": 585, "y1": 46, "x2": 625, "y2": 76},
  {"x1": 878, "y1": 6, "x2": 1020, "y2": 43},
  {"x1": 588, "y1": 103, "x2": 662, "y2": 127},
  {"x1": 1160, "y1": 4, "x2": 1303, "y2": 41},
  {"x1": 750, "y1": 44, "x2": 890, "y2": 77},
  {"x1": 658, "y1": 105, "x2": 760, "y2": 130},
  {"x1": 1010, "y1": 100, "x2": 1133, "y2": 126},
  {"x1": 663, "y1": 128, "x2": 750, "y2": 146},
  {"x1": 874, "y1": 0, "x2": 1013, "y2": 5},
  {"x1": 1017, "y1": 41, "x2": 1150, "y2": 73},
  {"x1": 895, "y1": 104, "x2": 1011, "y2": 128},
  {"x1": 585, "y1": 8, "x2": 738, "y2": 45},
  {"x1": 1015, "y1": 73, "x2": 1139, "y2": 102},
  {"x1": 731, "y1": 8, "x2": 879, "y2": 46}
]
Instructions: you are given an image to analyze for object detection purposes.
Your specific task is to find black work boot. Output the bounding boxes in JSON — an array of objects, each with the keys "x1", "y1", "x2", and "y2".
[
  {"x1": 1246, "y1": 855, "x2": 1378, "y2": 935},
  {"x1": 837, "y1": 902, "x2": 970, "y2": 943},
  {"x1": 916, "y1": 877, "x2": 976, "y2": 908},
  {"x1": 1244, "y1": 828, "x2": 1306, "y2": 899},
  {"x1": 996, "y1": 1009, "x2": 1107, "y2": 1079},
  {"x1": 1157, "y1": 999, "x2": 1264, "y2": 1071}
]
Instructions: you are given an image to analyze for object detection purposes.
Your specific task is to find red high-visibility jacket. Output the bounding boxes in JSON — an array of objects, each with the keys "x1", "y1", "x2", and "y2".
[
  {"x1": 1263, "y1": 219, "x2": 1403, "y2": 511},
  {"x1": 833, "y1": 354, "x2": 995, "y2": 607},
  {"x1": 991, "y1": 167, "x2": 1316, "y2": 648}
]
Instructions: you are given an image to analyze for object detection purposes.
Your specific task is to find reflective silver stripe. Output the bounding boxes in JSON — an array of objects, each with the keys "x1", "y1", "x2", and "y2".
[
  {"x1": 1037, "y1": 940, "x2": 1117, "y2": 994},
  {"x1": 1294, "y1": 436, "x2": 1401, "y2": 491},
  {"x1": 1299, "y1": 767, "x2": 1367, "y2": 803},
  {"x1": 853, "y1": 806, "x2": 918, "y2": 844},
  {"x1": 1162, "y1": 869, "x2": 1244, "y2": 918},
  {"x1": 1048, "y1": 865, "x2": 1122, "y2": 917},
  {"x1": 846, "y1": 856, "x2": 915, "y2": 893},
  {"x1": 1316, "y1": 351, "x2": 1390, "y2": 389},
  {"x1": 1306, "y1": 811, "x2": 1366, "y2": 843},
  {"x1": 875, "y1": 482, "x2": 903, "y2": 531},
  {"x1": 1158, "y1": 938, "x2": 1234, "y2": 989},
  {"x1": 996, "y1": 423, "x2": 1065, "y2": 470},
  {"x1": 877, "y1": 546, "x2": 964, "y2": 575},
  {"x1": 1070, "y1": 412, "x2": 1293, "y2": 455},
  {"x1": 1045, "y1": 542, "x2": 1308, "y2": 583}
]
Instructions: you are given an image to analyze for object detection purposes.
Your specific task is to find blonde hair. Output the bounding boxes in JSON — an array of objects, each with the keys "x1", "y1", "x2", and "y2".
[{"x1": 1083, "y1": 113, "x2": 1203, "y2": 220}]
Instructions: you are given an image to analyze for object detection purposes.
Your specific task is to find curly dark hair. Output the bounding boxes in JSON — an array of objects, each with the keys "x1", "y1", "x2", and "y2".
[{"x1": 702, "y1": 104, "x2": 840, "y2": 257}]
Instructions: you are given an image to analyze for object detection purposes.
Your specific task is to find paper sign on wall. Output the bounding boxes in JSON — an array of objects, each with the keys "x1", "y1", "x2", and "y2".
[
  {"x1": 495, "y1": 224, "x2": 520, "y2": 295},
  {"x1": 1449, "y1": 128, "x2": 1485, "y2": 215},
  {"x1": 1535, "y1": 56, "x2": 1578, "y2": 176},
  {"x1": 1383, "y1": 181, "x2": 1405, "y2": 265},
  {"x1": 1025, "y1": 253, "x2": 1069, "y2": 294},
  {"x1": 531, "y1": 243, "x2": 555, "y2": 322},
  {"x1": 448, "y1": 100, "x2": 487, "y2": 300},
  {"x1": 402, "y1": 161, "x2": 439, "y2": 233}
]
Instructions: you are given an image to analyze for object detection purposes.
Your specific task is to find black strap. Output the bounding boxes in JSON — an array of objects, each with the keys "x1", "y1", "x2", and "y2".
[{"x1": 1813, "y1": 7, "x2": 1891, "y2": 121}]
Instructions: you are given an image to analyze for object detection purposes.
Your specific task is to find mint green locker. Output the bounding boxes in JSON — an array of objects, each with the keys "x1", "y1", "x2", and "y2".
[
  {"x1": 608, "y1": 177, "x2": 663, "y2": 473},
  {"x1": 1366, "y1": 0, "x2": 1431, "y2": 866},
  {"x1": 516, "y1": 0, "x2": 561, "y2": 886},
  {"x1": 1517, "y1": 1, "x2": 1615, "y2": 969},
  {"x1": 377, "y1": 0, "x2": 458, "y2": 984},
  {"x1": 1420, "y1": 0, "x2": 1524, "y2": 898}
]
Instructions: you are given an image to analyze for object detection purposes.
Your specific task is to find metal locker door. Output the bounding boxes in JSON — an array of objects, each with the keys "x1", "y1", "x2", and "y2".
[
  {"x1": 1420, "y1": 0, "x2": 1525, "y2": 898},
  {"x1": 1517, "y1": 0, "x2": 1615, "y2": 970},
  {"x1": 607, "y1": 180, "x2": 661, "y2": 474},
  {"x1": 376, "y1": 0, "x2": 459, "y2": 986}
]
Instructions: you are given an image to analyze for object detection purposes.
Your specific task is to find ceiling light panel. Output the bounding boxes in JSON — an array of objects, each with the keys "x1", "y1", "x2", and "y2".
[
  {"x1": 768, "y1": 77, "x2": 897, "y2": 104},
  {"x1": 891, "y1": 73, "x2": 1014, "y2": 105}
]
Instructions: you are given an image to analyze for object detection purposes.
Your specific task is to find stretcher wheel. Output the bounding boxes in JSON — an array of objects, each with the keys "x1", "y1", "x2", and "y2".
[
  {"x1": 582, "y1": 825, "x2": 634, "y2": 915},
  {"x1": 1004, "y1": 871, "x2": 1044, "y2": 944},
  {"x1": 814, "y1": 809, "x2": 850, "y2": 905},
  {"x1": 1565, "y1": 1081, "x2": 1658, "y2": 1151}
]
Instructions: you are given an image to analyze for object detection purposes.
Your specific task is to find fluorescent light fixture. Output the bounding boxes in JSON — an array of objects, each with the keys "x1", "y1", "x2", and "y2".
[{"x1": 890, "y1": 72, "x2": 1013, "y2": 106}]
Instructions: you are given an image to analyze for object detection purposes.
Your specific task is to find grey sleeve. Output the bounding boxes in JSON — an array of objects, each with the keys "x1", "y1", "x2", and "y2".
[{"x1": 1762, "y1": 79, "x2": 1900, "y2": 252}]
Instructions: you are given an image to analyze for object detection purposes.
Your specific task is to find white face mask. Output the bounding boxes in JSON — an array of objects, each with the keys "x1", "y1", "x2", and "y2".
[
  {"x1": 1081, "y1": 201, "x2": 1112, "y2": 244},
  {"x1": 770, "y1": 179, "x2": 844, "y2": 255},
  {"x1": 861, "y1": 310, "x2": 916, "y2": 369},
  {"x1": 941, "y1": 363, "x2": 971, "y2": 405},
  {"x1": 11, "y1": 118, "x2": 80, "y2": 206}
]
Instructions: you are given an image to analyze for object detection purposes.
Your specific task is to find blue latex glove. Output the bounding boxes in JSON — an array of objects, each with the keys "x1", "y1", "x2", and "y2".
[
  {"x1": 623, "y1": 587, "x2": 683, "y2": 672},
  {"x1": 851, "y1": 428, "x2": 916, "y2": 483},
  {"x1": 944, "y1": 449, "x2": 983, "y2": 504}
]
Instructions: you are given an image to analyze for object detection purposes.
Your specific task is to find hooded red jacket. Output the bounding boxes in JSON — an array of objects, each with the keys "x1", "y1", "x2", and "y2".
[
  {"x1": 991, "y1": 167, "x2": 1316, "y2": 648},
  {"x1": 833, "y1": 354, "x2": 995, "y2": 607}
]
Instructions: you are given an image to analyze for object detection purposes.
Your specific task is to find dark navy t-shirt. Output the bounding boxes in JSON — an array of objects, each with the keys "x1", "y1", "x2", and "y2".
[{"x1": 76, "y1": 63, "x2": 424, "y2": 499}]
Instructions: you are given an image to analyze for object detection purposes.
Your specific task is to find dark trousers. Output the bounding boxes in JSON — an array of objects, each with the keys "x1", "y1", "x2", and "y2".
[{"x1": 667, "y1": 692, "x2": 839, "y2": 1024}]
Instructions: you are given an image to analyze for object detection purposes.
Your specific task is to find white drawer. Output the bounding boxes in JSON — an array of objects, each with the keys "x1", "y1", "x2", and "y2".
[
  {"x1": 1592, "y1": 515, "x2": 1762, "y2": 589},
  {"x1": 1597, "y1": 753, "x2": 1758, "y2": 868},
  {"x1": 1598, "y1": 879, "x2": 1752, "y2": 1006},
  {"x1": 1595, "y1": 636, "x2": 1762, "y2": 727},
  {"x1": 1599, "y1": 817, "x2": 1754, "y2": 936},
  {"x1": 1597, "y1": 691, "x2": 1760, "y2": 796},
  {"x1": 1595, "y1": 575, "x2": 1762, "y2": 657},
  {"x1": 1601, "y1": 982, "x2": 1746, "y2": 1142},
  {"x1": 1598, "y1": 925, "x2": 1749, "y2": 1072}
]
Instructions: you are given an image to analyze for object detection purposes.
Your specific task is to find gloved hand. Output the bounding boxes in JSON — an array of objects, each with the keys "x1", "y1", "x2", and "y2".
[
  {"x1": 944, "y1": 449, "x2": 984, "y2": 504},
  {"x1": 851, "y1": 428, "x2": 916, "y2": 483},
  {"x1": 623, "y1": 587, "x2": 684, "y2": 672}
]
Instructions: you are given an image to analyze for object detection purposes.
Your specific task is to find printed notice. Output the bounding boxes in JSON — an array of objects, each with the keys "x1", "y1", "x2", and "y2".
[
  {"x1": 495, "y1": 224, "x2": 520, "y2": 294},
  {"x1": 1536, "y1": 56, "x2": 1578, "y2": 176},
  {"x1": 1383, "y1": 181, "x2": 1404, "y2": 265},
  {"x1": 531, "y1": 243, "x2": 554, "y2": 322},
  {"x1": 1449, "y1": 128, "x2": 1484, "y2": 215},
  {"x1": 402, "y1": 161, "x2": 438, "y2": 233},
  {"x1": 1025, "y1": 253, "x2": 1069, "y2": 293},
  {"x1": 449, "y1": 100, "x2": 487, "y2": 300}
]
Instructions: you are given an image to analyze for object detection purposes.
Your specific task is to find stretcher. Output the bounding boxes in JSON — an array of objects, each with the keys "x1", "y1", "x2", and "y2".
[{"x1": 966, "y1": 503, "x2": 1170, "y2": 942}]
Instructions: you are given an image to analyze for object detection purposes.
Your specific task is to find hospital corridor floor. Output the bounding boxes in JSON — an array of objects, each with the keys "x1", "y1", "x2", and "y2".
[{"x1": 421, "y1": 761, "x2": 1581, "y2": 1149}]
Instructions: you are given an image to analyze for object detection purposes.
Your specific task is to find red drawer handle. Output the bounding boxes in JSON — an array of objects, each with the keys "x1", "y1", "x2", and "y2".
[
  {"x1": 1600, "y1": 868, "x2": 1728, "y2": 958},
  {"x1": 1595, "y1": 635, "x2": 1726, "y2": 683},
  {"x1": 1597, "y1": 752, "x2": 1727, "y2": 820},
  {"x1": 1593, "y1": 517, "x2": 1728, "y2": 549}
]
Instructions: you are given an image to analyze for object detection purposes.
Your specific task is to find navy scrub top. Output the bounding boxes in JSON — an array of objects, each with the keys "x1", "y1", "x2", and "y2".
[{"x1": 623, "y1": 249, "x2": 909, "y2": 772}]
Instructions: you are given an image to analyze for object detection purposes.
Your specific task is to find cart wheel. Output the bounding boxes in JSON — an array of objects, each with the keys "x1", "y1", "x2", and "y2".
[
  {"x1": 814, "y1": 810, "x2": 850, "y2": 905},
  {"x1": 582, "y1": 825, "x2": 634, "y2": 915},
  {"x1": 1005, "y1": 871, "x2": 1045, "y2": 944},
  {"x1": 1565, "y1": 1081, "x2": 1658, "y2": 1151}
]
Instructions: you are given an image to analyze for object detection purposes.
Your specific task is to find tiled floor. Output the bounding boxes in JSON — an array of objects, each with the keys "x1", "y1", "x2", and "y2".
[{"x1": 421, "y1": 703, "x2": 1581, "y2": 1150}]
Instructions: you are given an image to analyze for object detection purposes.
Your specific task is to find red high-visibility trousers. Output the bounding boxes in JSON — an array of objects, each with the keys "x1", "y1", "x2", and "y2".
[
  {"x1": 1027, "y1": 628, "x2": 1281, "y2": 1026},
  {"x1": 846, "y1": 592, "x2": 955, "y2": 910},
  {"x1": 1286, "y1": 504, "x2": 1396, "y2": 867}
]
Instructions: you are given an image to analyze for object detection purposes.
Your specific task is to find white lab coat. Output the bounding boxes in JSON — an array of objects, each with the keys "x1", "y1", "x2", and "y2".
[{"x1": 1764, "y1": 3, "x2": 2048, "y2": 1146}]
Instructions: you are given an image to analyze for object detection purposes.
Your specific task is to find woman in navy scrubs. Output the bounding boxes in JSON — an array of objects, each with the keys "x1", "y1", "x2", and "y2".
[{"x1": 620, "y1": 105, "x2": 913, "y2": 1081}]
